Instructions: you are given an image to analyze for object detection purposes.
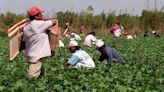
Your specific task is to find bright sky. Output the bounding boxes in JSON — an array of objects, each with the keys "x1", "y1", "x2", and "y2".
[{"x1": 0, "y1": 0, "x2": 164, "y2": 16}]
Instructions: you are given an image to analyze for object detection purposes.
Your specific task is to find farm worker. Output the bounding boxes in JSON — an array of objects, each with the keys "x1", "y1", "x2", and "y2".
[
  {"x1": 151, "y1": 31, "x2": 160, "y2": 38},
  {"x1": 23, "y1": 6, "x2": 57, "y2": 78},
  {"x1": 66, "y1": 40, "x2": 95, "y2": 68},
  {"x1": 143, "y1": 31, "x2": 150, "y2": 37},
  {"x1": 79, "y1": 23, "x2": 86, "y2": 36},
  {"x1": 70, "y1": 32, "x2": 81, "y2": 41},
  {"x1": 110, "y1": 22, "x2": 124, "y2": 37},
  {"x1": 63, "y1": 23, "x2": 70, "y2": 37},
  {"x1": 83, "y1": 32, "x2": 97, "y2": 47},
  {"x1": 96, "y1": 40, "x2": 126, "y2": 66},
  {"x1": 124, "y1": 32, "x2": 133, "y2": 39}
]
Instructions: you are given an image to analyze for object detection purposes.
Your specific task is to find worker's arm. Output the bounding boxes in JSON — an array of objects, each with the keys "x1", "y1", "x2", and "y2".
[
  {"x1": 65, "y1": 55, "x2": 79, "y2": 66},
  {"x1": 36, "y1": 19, "x2": 56, "y2": 33},
  {"x1": 42, "y1": 17, "x2": 56, "y2": 26},
  {"x1": 63, "y1": 28, "x2": 68, "y2": 36}
]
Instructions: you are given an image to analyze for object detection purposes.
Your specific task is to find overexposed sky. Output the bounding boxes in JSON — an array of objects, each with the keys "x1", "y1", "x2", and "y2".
[{"x1": 0, "y1": 0, "x2": 164, "y2": 16}]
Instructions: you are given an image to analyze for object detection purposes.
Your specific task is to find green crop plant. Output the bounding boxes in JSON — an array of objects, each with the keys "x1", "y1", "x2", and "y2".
[{"x1": 0, "y1": 32, "x2": 164, "y2": 91}]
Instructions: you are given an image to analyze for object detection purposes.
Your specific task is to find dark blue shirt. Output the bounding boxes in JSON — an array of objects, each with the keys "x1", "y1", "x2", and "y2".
[{"x1": 99, "y1": 46, "x2": 124, "y2": 64}]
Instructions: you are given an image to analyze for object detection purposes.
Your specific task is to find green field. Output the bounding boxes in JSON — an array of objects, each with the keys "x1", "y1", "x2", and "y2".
[{"x1": 0, "y1": 33, "x2": 163, "y2": 91}]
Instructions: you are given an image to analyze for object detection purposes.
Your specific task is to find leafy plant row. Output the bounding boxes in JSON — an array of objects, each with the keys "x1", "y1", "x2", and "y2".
[{"x1": 0, "y1": 34, "x2": 163, "y2": 91}]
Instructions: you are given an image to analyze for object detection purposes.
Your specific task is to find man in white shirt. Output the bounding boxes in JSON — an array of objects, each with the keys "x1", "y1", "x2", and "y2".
[
  {"x1": 83, "y1": 32, "x2": 97, "y2": 47},
  {"x1": 23, "y1": 6, "x2": 56, "y2": 78},
  {"x1": 66, "y1": 40, "x2": 95, "y2": 68}
]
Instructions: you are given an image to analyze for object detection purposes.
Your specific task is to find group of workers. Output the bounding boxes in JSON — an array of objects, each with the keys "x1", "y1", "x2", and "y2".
[
  {"x1": 144, "y1": 31, "x2": 160, "y2": 38},
  {"x1": 109, "y1": 22, "x2": 135, "y2": 39},
  {"x1": 22, "y1": 6, "x2": 159, "y2": 78}
]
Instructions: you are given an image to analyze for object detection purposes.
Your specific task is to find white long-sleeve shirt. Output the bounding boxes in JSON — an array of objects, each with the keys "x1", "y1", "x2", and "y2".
[
  {"x1": 23, "y1": 20, "x2": 53, "y2": 62},
  {"x1": 83, "y1": 34, "x2": 97, "y2": 47},
  {"x1": 68, "y1": 49, "x2": 95, "y2": 68}
]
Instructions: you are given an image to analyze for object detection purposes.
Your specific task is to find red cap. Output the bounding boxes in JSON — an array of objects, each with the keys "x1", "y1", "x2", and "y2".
[
  {"x1": 124, "y1": 32, "x2": 129, "y2": 35},
  {"x1": 28, "y1": 6, "x2": 44, "y2": 16}
]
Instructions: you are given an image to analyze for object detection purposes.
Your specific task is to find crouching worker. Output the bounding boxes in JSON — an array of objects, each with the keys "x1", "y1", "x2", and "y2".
[
  {"x1": 152, "y1": 31, "x2": 160, "y2": 38},
  {"x1": 83, "y1": 32, "x2": 97, "y2": 47},
  {"x1": 96, "y1": 40, "x2": 126, "y2": 66},
  {"x1": 23, "y1": 6, "x2": 56, "y2": 78},
  {"x1": 66, "y1": 40, "x2": 95, "y2": 68}
]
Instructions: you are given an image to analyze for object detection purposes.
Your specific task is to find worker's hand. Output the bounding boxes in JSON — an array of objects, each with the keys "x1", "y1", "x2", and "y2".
[
  {"x1": 51, "y1": 19, "x2": 57, "y2": 26},
  {"x1": 65, "y1": 62, "x2": 70, "y2": 67}
]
